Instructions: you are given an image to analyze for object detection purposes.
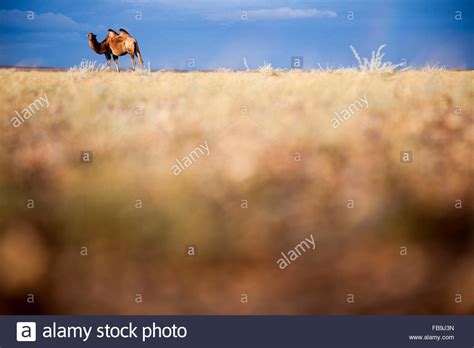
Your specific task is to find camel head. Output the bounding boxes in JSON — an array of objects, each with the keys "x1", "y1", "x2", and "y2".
[{"x1": 87, "y1": 33, "x2": 97, "y2": 42}]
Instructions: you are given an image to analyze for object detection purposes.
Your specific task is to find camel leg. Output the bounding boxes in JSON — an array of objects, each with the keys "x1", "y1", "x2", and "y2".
[
  {"x1": 113, "y1": 55, "x2": 120, "y2": 72},
  {"x1": 105, "y1": 53, "x2": 111, "y2": 71},
  {"x1": 130, "y1": 53, "x2": 136, "y2": 71},
  {"x1": 135, "y1": 48, "x2": 144, "y2": 69}
]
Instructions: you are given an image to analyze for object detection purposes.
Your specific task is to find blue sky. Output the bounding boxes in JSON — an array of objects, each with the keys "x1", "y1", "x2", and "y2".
[{"x1": 0, "y1": 0, "x2": 472, "y2": 70}]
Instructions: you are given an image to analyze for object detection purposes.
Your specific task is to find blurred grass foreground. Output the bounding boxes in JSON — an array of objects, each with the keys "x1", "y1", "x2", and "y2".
[{"x1": 0, "y1": 69, "x2": 472, "y2": 314}]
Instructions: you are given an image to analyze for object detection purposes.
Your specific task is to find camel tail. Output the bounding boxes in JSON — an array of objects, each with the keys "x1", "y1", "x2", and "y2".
[
  {"x1": 134, "y1": 41, "x2": 140, "y2": 56},
  {"x1": 134, "y1": 41, "x2": 144, "y2": 67}
]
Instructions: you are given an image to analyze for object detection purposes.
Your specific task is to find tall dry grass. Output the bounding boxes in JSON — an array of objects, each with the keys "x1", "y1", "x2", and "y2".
[{"x1": 0, "y1": 69, "x2": 472, "y2": 314}]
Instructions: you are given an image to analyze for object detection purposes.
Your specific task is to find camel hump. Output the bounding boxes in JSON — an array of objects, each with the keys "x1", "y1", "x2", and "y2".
[
  {"x1": 107, "y1": 29, "x2": 119, "y2": 38},
  {"x1": 119, "y1": 28, "x2": 132, "y2": 37}
]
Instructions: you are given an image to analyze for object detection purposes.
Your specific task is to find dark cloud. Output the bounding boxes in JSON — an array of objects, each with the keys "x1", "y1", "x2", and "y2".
[{"x1": 0, "y1": 9, "x2": 95, "y2": 32}]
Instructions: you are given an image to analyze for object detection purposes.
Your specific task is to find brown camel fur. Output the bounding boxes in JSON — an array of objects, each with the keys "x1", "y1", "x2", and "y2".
[
  {"x1": 87, "y1": 33, "x2": 113, "y2": 70},
  {"x1": 87, "y1": 29, "x2": 144, "y2": 72},
  {"x1": 106, "y1": 28, "x2": 144, "y2": 71}
]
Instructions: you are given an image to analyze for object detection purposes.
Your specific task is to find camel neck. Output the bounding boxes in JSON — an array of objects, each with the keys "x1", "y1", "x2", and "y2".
[{"x1": 89, "y1": 39, "x2": 108, "y2": 54}]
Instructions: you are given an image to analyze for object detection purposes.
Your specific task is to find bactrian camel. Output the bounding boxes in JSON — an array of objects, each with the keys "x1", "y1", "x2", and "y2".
[{"x1": 87, "y1": 28, "x2": 144, "y2": 72}]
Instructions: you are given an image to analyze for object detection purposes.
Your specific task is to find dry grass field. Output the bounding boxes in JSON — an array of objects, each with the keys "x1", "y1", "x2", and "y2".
[{"x1": 0, "y1": 69, "x2": 472, "y2": 314}]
